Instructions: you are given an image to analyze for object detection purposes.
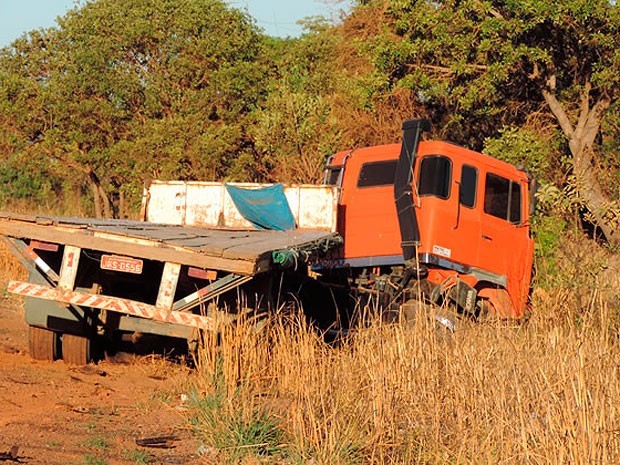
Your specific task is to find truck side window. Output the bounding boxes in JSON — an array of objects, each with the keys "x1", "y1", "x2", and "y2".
[
  {"x1": 510, "y1": 182, "x2": 522, "y2": 224},
  {"x1": 484, "y1": 173, "x2": 522, "y2": 224},
  {"x1": 418, "y1": 155, "x2": 451, "y2": 199},
  {"x1": 460, "y1": 165, "x2": 477, "y2": 208},
  {"x1": 324, "y1": 166, "x2": 343, "y2": 186},
  {"x1": 357, "y1": 160, "x2": 398, "y2": 187}
]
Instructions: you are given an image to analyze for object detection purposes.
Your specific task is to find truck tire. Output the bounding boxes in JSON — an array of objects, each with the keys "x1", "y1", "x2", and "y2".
[
  {"x1": 62, "y1": 333, "x2": 93, "y2": 365},
  {"x1": 28, "y1": 326, "x2": 60, "y2": 361}
]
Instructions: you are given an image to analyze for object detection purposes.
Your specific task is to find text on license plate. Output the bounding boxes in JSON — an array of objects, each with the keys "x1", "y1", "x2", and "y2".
[{"x1": 100, "y1": 255, "x2": 143, "y2": 274}]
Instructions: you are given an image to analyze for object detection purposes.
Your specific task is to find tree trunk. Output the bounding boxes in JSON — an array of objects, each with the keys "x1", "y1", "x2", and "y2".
[
  {"x1": 541, "y1": 76, "x2": 618, "y2": 246},
  {"x1": 47, "y1": 148, "x2": 114, "y2": 219},
  {"x1": 90, "y1": 181, "x2": 102, "y2": 219},
  {"x1": 119, "y1": 190, "x2": 126, "y2": 219},
  {"x1": 86, "y1": 169, "x2": 112, "y2": 219}
]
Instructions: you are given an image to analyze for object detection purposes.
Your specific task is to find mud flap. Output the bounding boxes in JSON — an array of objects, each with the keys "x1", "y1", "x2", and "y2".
[{"x1": 447, "y1": 279, "x2": 477, "y2": 315}]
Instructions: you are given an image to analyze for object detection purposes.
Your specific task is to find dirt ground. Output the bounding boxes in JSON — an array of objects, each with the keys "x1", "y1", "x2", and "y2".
[{"x1": 0, "y1": 295, "x2": 203, "y2": 465}]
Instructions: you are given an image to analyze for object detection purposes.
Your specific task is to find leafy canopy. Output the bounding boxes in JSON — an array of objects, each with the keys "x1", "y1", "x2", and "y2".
[{"x1": 0, "y1": 0, "x2": 269, "y2": 216}]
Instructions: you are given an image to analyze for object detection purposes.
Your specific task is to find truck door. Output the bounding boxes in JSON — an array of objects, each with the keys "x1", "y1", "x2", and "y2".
[
  {"x1": 415, "y1": 155, "x2": 480, "y2": 268},
  {"x1": 477, "y1": 172, "x2": 532, "y2": 309},
  {"x1": 339, "y1": 153, "x2": 403, "y2": 263}
]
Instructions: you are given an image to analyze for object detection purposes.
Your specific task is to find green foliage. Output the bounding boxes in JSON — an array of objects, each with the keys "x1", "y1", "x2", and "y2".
[
  {"x1": 253, "y1": 85, "x2": 341, "y2": 183},
  {"x1": 483, "y1": 126, "x2": 558, "y2": 180},
  {"x1": 122, "y1": 449, "x2": 152, "y2": 464},
  {"x1": 535, "y1": 176, "x2": 620, "y2": 235},
  {"x1": 598, "y1": 101, "x2": 620, "y2": 202},
  {"x1": 82, "y1": 437, "x2": 110, "y2": 450},
  {"x1": 0, "y1": 162, "x2": 57, "y2": 204},
  {"x1": 189, "y1": 389, "x2": 284, "y2": 462},
  {"x1": 250, "y1": 21, "x2": 349, "y2": 183},
  {"x1": 532, "y1": 214, "x2": 567, "y2": 287},
  {"x1": 0, "y1": 0, "x2": 270, "y2": 216},
  {"x1": 354, "y1": 0, "x2": 620, "y2": 145},
  {"x1": 535, "y1": 181, "x2": 580, "y2": 216},
  {"x1": 81, "y1": 455, "x2": 107, "y2": 465}
]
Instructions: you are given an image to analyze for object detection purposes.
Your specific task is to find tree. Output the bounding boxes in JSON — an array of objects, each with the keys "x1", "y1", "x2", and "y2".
[
  {"x1": 252, "y1": 24, "x2": 346, "y2": 183},
  {"x1": 351, "y1": 0, "x2": 620, "y2": 245},
  {"x1": 0, "y1": 0, "x2": 269, "y2": 217}
]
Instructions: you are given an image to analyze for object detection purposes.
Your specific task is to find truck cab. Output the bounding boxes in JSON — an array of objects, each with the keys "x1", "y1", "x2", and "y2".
[{"x1": 324, "y1": 125, "x2": 534, "y2": 318}]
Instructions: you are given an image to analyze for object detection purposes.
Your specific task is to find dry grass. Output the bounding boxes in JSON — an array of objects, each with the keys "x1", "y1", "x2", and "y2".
[
  {"x1": 0, "y1": 239, "x2": 27, "y2": 288},
  {"x1": 192, "y1": 294, "x2": 620, "y2": 464},
  {"x1": 0, "y1": 209, "x2": 617, "y2": 463}
]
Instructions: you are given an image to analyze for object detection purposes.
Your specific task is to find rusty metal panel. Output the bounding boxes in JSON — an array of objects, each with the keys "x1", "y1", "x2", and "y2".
[
  {"x1": 144, "y1": 181, "x2": 339, "y2": 231},
  {"x1": 187, "y1": 183, "x2": 254, "y2": 228},
  {"x1": 144, "y1": 182, "x2": 187, "y2": 225},
  {"x1": 294, "y1": 185, "x2": 339, "y2": 230},
  {"x1": 185, "y1": 184, "x2": 228, "y2": 227}
]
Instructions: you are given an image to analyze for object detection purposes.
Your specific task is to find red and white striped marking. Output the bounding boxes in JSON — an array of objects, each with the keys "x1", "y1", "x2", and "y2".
[
  {"x1": 24, "y1": 247, "x2": 60, "y2": 282},
  {"x1": 8, "y1": 281, "x2": 215, "y2": 330},
  {"x1": 172, "y1": 275, "x2": 252, "y2": 313}
]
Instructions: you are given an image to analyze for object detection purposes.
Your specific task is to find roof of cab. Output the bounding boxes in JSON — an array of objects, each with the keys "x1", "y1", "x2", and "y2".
[{"x1": 327, "y1": 141, "x2": 528, "y2": 181}]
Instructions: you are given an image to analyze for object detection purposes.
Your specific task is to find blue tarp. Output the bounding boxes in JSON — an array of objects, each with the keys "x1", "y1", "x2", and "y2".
[{"x1": 225, "y1": 183, "x2": 296, "y2": 231}]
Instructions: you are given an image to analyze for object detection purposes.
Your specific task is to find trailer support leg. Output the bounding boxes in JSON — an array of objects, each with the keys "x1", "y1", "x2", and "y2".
[
  {"x1": 58, "y1": 246, "x2": 81, "y2": 291},
  {"x1": 156, "y1": 262, "x2": 181, "y2": 312}
]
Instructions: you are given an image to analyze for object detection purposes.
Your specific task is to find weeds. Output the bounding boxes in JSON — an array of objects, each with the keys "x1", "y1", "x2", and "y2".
[
  {"x1": 189, "y1": 384, "x2": 284, "y2": 462},
  {"x1": 82, "y1": 454, "x2": 107, "y2": 465},
  {"x1": 82, "y1": 437, "x2": 110, "y2": 450},
  {"x1": 122, "y1": 449, "x2": 152, "y2": 464},
  {"x1": 189, "y1": 293, "x2": 620, "y2": 464}
]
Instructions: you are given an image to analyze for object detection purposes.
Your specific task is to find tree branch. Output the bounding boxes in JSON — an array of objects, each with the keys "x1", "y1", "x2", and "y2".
[
  {"x1": 409, "y1": 63, "x2": 489, "y2": 74},
  {"x1": 582, "y1": 94, "x2": 611, "y2": 149},
  {"x1": 540, "y1": 74, "x2": 574, "y2": 140},
  {"x1": 573, "y1": 80, "x2": 591, "y2": 145}
]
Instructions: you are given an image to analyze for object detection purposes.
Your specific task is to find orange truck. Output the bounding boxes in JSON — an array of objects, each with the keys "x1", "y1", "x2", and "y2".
[
  {"x1": 320, "y1": 119, "x2": 534, "y2": 322},
  {"x1": 0, "y1": 119, "x2": 534, "y2": 363}
]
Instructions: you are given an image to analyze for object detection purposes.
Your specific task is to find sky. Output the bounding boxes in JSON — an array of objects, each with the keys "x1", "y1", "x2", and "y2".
[{"x1": 0, "y1": 0, "x2": 352, "y2": 48}]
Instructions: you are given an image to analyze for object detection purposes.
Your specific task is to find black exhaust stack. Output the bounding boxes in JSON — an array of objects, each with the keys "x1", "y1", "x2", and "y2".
[{"x1": 394, "y1": 119, "x2": 431, "y2": 264}]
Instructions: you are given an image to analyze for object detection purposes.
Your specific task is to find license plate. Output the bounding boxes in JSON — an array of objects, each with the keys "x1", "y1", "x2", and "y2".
[{"x1": 101, "y1": 255, "x2": 143, "y2": 274}]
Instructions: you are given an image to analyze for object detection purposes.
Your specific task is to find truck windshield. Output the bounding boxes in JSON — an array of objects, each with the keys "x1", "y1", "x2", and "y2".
[{"x1": 357, "y1": 160, "x2": 398, "y2": 188}]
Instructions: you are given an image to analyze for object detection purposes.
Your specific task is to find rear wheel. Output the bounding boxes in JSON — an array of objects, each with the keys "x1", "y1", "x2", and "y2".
[
  {"x1": 28, "y1": 326, "x2": 60, "y2": 361},
  {"x1": 62, "y1": 333, "x2": 93, "y2": 365}
]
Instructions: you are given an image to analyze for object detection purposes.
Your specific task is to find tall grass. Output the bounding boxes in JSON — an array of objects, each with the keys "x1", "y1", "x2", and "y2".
[
  {"x1": 0, "y1": 239, "x2": 27, "y2": 289},
  {"x1": 191, "y1": 293, "x2": 620, "y2": 464},
  {"x1": 0, "y1": 203, "x2": 617, "y2": 463}
]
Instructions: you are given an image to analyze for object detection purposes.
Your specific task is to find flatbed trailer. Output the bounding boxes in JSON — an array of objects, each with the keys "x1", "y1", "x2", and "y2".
[{"x1": 0, "y1": 183, "x2": 342, "y2": 364}]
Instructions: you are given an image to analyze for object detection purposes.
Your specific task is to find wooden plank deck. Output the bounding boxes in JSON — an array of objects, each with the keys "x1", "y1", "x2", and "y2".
[{"x1": 0, "y1": 213, "x2": 341, "y2": 276}]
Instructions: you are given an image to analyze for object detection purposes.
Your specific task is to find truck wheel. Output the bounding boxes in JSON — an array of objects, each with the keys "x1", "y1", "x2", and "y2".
[
  {"x1": 29, "y1": 326, "x2": 60, "y2": 361},
  {"x1": 62, "y1": 334, "x2": 93, "y2": 365}
]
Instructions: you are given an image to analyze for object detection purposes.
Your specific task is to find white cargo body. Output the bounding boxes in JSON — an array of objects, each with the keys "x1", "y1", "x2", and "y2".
[{"x1": 142, "y1": 181, "x2": 338, "y2": 231}]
